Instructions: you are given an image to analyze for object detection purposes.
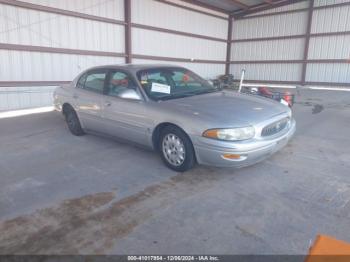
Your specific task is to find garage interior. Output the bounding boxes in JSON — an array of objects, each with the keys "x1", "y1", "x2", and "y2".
[{"x1": 0, "y1": 0, "x2": 350, "y2": 257}]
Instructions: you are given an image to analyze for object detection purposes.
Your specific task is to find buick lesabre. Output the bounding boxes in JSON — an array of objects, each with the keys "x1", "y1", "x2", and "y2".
[{"x1": 54, "y1": 65, "x2": 296, "y2": 172}]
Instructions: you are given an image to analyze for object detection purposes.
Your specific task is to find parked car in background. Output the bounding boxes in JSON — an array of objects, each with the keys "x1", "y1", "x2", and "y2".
[{"x1": 54, "y1": 64, "x2": 296, "y2": 172}]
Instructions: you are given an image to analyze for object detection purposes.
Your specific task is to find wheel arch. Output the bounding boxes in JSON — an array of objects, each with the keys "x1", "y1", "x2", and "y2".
[{"x1": 152, "y1": 122, "x2": 195, "y2": 154}]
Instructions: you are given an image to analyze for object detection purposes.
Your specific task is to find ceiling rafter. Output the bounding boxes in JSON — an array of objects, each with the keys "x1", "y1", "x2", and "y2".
[
  {"x1": 228, "y1": 0, "x2": 249, "y2": 9},
  {"x1": 177, "y1": 0, "x2": 307, "y2": 18},
  {"x1": 178, "y1": 0, "x2": 230, "y2": 14},
  {"x1": 232, "y1": 0, "x2": 307, "y2": 18}
]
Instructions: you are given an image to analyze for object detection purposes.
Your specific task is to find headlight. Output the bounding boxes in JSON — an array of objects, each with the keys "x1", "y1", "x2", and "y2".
[{"x1": 203, "y1": 126, "x2": 255, "y2": 141}]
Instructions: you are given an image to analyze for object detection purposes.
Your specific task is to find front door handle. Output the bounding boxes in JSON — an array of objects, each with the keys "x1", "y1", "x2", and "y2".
[{"x1": 105, "y1": 101, "x2": 111, "y2": 107}]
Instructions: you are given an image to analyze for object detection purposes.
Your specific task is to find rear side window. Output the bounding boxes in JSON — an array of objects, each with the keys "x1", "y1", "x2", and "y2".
[
  {"x1": 77, "y1": 74, "x2": 86, "y2": 89},
  {"x1": 85, "y1": 72, "x2": 107, "y2": 93},
  {"x1": 77, "y1": 70, "x2": 107, "y2": 93}
]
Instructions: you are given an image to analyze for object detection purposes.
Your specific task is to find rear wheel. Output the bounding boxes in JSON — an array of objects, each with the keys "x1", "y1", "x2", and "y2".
[
  {"x1": 64, "y1": 107, "x2": 85, "y2": 136},
  {"x1": 159, "y1": 126, "x2": 195, "y2": 172}
]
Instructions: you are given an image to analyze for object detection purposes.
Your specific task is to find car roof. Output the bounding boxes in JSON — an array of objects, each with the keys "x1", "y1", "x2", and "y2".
[{"x1": 86, "y1": 64, "x2": 186, "y2": 73}]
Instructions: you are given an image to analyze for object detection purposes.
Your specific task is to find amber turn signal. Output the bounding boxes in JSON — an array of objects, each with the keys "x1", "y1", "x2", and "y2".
[
  {"x1": 202, "y1": 129, "x2": 219, "y2": 139},
  {"x1": 222, "y1": 154, "x2": 242, "y2": 160}
]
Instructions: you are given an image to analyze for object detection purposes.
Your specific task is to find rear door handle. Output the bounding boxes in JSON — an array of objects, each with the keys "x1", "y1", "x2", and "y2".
[
  {"x1": 73, "y1": 94, "x2": 79, "y2": 99},
  {"x1": 105, "y1": 101, "x2": 111, "y2": 107}
]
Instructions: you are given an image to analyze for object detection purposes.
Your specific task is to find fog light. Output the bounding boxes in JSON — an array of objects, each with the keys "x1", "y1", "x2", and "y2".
[{"x1": 221, "y1": 154, "x2": 247, "y2": 161}]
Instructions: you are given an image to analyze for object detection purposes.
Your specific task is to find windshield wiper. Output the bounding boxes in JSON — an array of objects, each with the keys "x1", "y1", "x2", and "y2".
[
  {"x1": 159, "y1": 93, "x2": 195, "y2": 101},
  {"x1": 199, "y1": 89, "x2": 218, "y2": 94},
  {"x1": 158, "y1": 89, "x2": 219, "y2": 101},
  {"x1": 184, "y1": 89, "x2": 218, "y2": 96}
]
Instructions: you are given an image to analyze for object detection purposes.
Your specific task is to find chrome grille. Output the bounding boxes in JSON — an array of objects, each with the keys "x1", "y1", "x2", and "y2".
[{"x1": 261, "y1": 118, "x2": 290, "y2": 137}]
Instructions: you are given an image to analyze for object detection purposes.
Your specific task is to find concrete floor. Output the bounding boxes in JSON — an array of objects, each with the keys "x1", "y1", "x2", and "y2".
[{"x1": 0, "y1": 90, "x2": 350, "y2": 255}]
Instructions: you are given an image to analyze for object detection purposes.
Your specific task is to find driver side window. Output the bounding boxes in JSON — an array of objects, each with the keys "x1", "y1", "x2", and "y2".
[{"x1": 107, "y1": 71, "x2": 136, "y2": 97}]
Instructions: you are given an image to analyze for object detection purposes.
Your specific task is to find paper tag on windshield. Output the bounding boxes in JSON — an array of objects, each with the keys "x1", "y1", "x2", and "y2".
[{"x1": 151, "y1": 83, "x2": 171, "y2": 94}]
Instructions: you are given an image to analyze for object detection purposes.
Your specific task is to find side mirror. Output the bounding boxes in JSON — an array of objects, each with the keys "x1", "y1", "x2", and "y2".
[{"x1": 118, "y1": 89, "x2": 142, "y2": 101}]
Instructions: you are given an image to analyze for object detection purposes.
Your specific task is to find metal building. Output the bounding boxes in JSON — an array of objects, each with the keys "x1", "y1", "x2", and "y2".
[{"x1": 0, "y1": 0, "x2": 349, "y2": 111}]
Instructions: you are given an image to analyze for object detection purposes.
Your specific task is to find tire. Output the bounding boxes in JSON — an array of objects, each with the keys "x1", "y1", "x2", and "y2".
[
  {"x1": 159, "y1": 126, "x2": 195, "y2": 172},
  {"x1": 64, "y1": 107, "x2": 85, "y2": 136}
]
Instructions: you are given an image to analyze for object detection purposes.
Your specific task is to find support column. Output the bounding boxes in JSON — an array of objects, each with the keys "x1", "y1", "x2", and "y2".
[
  {"x1": 301, "y1": 0, "x2": 314, "y2": 85},
  {"x1": 124, "y1": 0, "x2": 132, "y2": 63},
  {"x1": 225, "y1": 15, "x2": 233, "y2": 75}
]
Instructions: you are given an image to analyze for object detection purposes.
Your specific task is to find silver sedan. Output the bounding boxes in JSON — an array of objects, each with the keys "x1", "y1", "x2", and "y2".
[{"x1": 54, "y1": 64, "x2": 296, "y2": 172}]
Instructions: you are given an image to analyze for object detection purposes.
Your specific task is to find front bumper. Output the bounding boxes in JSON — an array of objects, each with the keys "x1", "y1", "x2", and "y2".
[{"x1": 193, "y1": 119, "x2": 296, "y2": 168}]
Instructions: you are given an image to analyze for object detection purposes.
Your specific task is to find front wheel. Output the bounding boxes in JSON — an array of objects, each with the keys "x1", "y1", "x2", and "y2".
[{"x1": 159, "y1": 126, "x2": 195, "y2": 172}]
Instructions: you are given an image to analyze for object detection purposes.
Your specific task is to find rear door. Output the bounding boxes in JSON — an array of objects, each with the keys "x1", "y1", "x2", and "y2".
[
  {"x1": 101, "y1": 70, "x2": 152, "y2": 146},
  {"x1": 74, "y1": 69, "x2": 108, "y2": 132}
]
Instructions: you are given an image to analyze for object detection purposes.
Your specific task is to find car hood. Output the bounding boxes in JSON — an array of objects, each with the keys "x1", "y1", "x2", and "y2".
[{"x1": 163, "y1": 91, "x2": 289, "y2": 126}]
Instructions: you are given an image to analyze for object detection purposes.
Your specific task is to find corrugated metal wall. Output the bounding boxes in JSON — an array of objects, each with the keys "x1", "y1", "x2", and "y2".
[
  {"x1": 230, "y1": 2, "x2": 309, "y2": 82},
  {"x1": 131, "y1": 0, "x2": 227, "y2": 38},
  {"x1": 231, "y1": 38, "x2": 305, "y2": 61},
  {"x1": 132, "y1": 28, "x2": 226, "y2": 61},
  {"x1": 0, "y1": 86, "x2": 54, "y2": 111},
  {"x1": 0, "y1": 0, "x2": 125, "y2": 111},
  {"x1": 307, "y1": 1, "x2": 350, "y2": 84},
  {"x1": 0, "y1": 7, "x2": 124, "y2": 51},
  {"x1": 130, "y1": 0, "x2": 227, "y2": 79},
  {"x1": 245, "y1": 1, "x2": 308, "y2": 16},
  {"x1": 0, "y1": 51, "x2": 123, "y2": 81},
  {"x1": 314, "y1": 0, "x2": 350, "y2": 7},
  {"x1": 233, "y1": 11, "x2": 308, "y2": 39},
  {"x1": 0, "y1": 0, "x2": 228, "y2": 111},
  {"x1": 2, "y1": 0, "x2": 348, "y2": 112},
  {"x1": 230, "y1": 0, "x2": 350, "y2": 86},
  {"x1": 22, "y1": 0, "x2": 125, "y2": 19},
  {"x1": 230, "y1": 63, "x2": 303, "y2": 82}
]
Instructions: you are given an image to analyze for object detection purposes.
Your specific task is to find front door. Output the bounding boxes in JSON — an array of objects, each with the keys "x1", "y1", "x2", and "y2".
[{"x1": 101, "y1": 70, "x2": 152, "y2": 147}]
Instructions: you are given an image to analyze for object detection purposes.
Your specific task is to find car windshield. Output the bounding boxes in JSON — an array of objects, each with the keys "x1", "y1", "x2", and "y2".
[{"x1": 136, "y1": 67, "x2": 218, "y2": 101}]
